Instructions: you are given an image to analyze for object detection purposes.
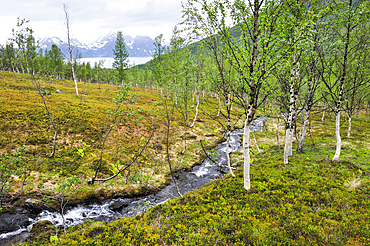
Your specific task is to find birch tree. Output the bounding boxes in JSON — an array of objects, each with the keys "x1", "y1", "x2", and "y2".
[
  {"x1": 10, "y1": 17, "x2": 38, "y2": 75},
  {"x1": 293, "y1": 1, "x2": 326, "y2": 154},
  {"x1": 342, "y1": 21, "x2": 370, "y2": 138},
  {"x1": 178, "y1": 49, "x2": 194, "y2": 154},
  {"x1": 275, "y1": 0, "x2": 321, "y2": 164},
  {"x1": 189, "y1": 48, "x2": 206, "y2": 128},
  {"x1": 63, "y1": 4, "x2": 79, "y2": 96},
  {"x1": 183, "y1": 0, "x2": 284, "y2": 189},
  {"x1": 318, "y1": 0, "x2": 369, "y2": 162},
  {"x1": 150, "y1": 34, "x2": 167, "y2": 94},
  {"x1": 166, "y1": 26, "x2": 187, "y2": 104},
  {"x1": 204, "y1": 35, "x2": 237, "y2": 177}
]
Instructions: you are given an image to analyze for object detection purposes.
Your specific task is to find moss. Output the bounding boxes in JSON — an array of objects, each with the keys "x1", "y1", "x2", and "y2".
[
  {"x1": 24, "y1": 220, "x2": 57, "y2": 246},
  {"x1": 21, "y1": 115, "x2": 370, "y2": 245}
]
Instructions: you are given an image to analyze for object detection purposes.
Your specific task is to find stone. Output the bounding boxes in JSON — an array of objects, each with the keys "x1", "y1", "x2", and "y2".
[
  {"x1": 24, "y1": 199, "x2": 49, "y2": 214},
  {"x1": 108, "y1": 198, "x2": 132, "y2": 211},
  {"x1": 92, "y1": 215, "x2": 110, "y2": 222},
  {"x1": 0, "y1": 212, "x2": 30, "y2": 233},
  {"x1": 0, "y1": 231, "x2": 30, "y2": 246},
  {"x1": 210, "y1": 174, "x2": 221, "y2": 179}
]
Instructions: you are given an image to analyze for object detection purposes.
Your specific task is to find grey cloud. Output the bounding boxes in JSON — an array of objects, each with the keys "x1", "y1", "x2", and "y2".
[
  {"x1": 0, "y1": 0, "x2": 183, "y2": 43},
  {"x1": 99, "y1": 1, "x2": 182, "y2": 30},
  {"x1": 1, "y1": 0, "x2": 182, "y2": 23}
]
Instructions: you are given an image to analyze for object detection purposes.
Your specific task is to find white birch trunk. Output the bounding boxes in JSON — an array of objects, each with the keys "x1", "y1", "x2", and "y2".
[
  {"x1": 192, "y1": 90, "x2": 196, "y2": 107},
  {"x1": 322, "y1": 105, "x2": 326, "y2": 122},
  {"x1": 288, "y1": 129, "x2": 293, "y2": 157},
  {"x1": 229, "y1": 93, "x2": 233, "y2": 111},
  {"x1": 243, "y1": 118, "x2": 251, "y2": 190},
  {"x1": 182, "y1": 123, "x2": 187, "y2": 155},
  {"x1": 217, "y1": 94, "x2": 221, "y2": 117},
  {"x1": 284, "y1": 128, "x2": 294, "y2": 164},
  {"x1": 284, "y1": 89, "x2": 296, "y2": 163},
  {"x1": 226, "y1": 132, "x2": 235, "y2": 177},
  {"x1": 64, "y1": 4, "x2": 79, "y2": 96},
  {"x1": 347, "y1": 115, "x2": 351, "y2": 138},
  {"x1": 71, "y1": 60, "x2": 79, "y2": 96},
  {"x1": 190, "y1": 94, "x2": 199, "y2": 128},
  {"x1": 262, "y1": 104, "x2": 265, "y2": 132},
  {"x1": 284, "y1": 49, "x2": 298, "y2": 164},
  {"x1": 332, "y1": 110, "x2": 341, "y2": 162},
  {"x1": 253, "y1": 131, "x2": 261, "y2": 154},
  {"x1": 298, "y1": 109, "x2": 310, "y2": 152}
]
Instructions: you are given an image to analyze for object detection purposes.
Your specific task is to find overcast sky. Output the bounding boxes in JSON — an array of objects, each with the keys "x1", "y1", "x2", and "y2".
[{"x1": 0, "y1": 0, "x2": 184, "y2": 44}]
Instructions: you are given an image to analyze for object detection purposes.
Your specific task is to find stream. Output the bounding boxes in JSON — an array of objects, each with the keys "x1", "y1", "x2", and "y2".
[{"x1": 0, "y1": 117, "x2": 266, "y2": 244}]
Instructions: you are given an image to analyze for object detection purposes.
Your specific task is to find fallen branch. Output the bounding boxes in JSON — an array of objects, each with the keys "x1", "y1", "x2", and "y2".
[
  {"x1": 31, "y1": 75, "x2": 57, "y2": 158},
  {"x1": 88, "y1": 126, "x2": 156, "y2": 184},
  {"x1": 199, "y1": 140, "x2": 221, "y2": 167}
]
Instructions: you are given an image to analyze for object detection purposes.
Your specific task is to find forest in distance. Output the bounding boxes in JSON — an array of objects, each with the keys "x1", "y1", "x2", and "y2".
[{"x1": 1, "y1": 0, "x2": 370, "y2": 245}]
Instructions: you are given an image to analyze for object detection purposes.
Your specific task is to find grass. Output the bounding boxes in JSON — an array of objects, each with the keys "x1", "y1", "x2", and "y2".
[
  {"x1": 21, "y1": 106, "x2": 370, "y2": 245},
  {"x1": 24, "y1": 145, "x2": 370, "y2": 245},
  {"x1": 1, "y1": 71, "x2": 370, "y2": 245},
  {"x1": 0, "y1": 71, "x2": 233, "y2": 207}
]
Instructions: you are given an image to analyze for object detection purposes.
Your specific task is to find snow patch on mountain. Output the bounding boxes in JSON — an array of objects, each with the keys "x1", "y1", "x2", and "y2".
[{"x1": 38, "y1": 33, "x2": 154, "y2": 58}]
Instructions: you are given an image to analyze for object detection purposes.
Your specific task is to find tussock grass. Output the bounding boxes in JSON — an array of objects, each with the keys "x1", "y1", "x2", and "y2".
[
  {"x1": 0, "y1": 71, "x2": 227, "y2": 205},
  {"x1": 344, "y1": 175, "x2": 363, "y2": 191}
]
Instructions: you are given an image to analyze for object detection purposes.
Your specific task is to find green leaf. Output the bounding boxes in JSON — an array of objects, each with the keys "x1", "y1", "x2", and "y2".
[{"x1": 50, "y1": 235, "x2": 58, "y2": 243}]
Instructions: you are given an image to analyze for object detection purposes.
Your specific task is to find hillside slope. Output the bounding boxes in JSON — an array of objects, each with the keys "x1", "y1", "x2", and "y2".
[
  {"x1": 21, "y1": 96, "x2": 370, "y2": 245},
  {"x1": 0, "y1": 71, "x2": 228, "y2": 208}
]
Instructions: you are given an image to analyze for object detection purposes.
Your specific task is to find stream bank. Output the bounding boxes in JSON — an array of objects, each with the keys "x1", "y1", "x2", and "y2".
[{"x1": 0, "y1": 117, "x2": 266, "y2": 245}]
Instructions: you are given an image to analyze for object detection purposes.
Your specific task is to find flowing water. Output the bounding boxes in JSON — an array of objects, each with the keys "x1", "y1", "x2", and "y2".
[{"x1": 0, "y1": 117, "x2": 266, "y2": 244}]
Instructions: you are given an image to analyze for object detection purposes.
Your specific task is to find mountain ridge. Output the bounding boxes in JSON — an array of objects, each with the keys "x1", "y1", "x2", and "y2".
[{"x1": 38, "y1": 34, "x2": 155, "y2": 58}]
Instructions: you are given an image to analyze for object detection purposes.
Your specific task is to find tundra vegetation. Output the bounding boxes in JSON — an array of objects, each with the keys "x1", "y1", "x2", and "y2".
[{"x1": 0, "y1": 0, "x2": 370, "y2": 245}]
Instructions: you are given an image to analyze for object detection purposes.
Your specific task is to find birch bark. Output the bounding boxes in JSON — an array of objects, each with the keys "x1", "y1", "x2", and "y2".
[
  {"x1": 243, "y1": 117, "x2": 251, "y2": 190},
  {"x1": 298, "y1": 109, "x2": 310, "y2": 152},
  {"x1": 226, "y1": 131, "x2": 235, "y2": 177},
  {"x1": 217, "y1": 93, "x2": 221, "y2": 117},
  {"x1": 283, "y1": 62, "x2": 298, "y2": 164},
  {"x1": 332, "y1": 0, "x2": 351, "y2": 162},
  {"x1": 347, "y1": 116, "x2": 352, "y2": 138},
  {"x1": 190, "y1": 93, "x2": 199, "y2": 128},
  {"x1": 332, "y1": 109, "x2": 342, "y2": 161},
  {"x1": 63, "y1": 4, "x2": 79, "y2": 96}
]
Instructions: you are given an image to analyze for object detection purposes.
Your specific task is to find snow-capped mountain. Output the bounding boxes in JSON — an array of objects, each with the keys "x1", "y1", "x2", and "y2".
[
  {"x1": 129, "y1": 36, "x2": 154, "y2": 56},
  {"x1": 87, "y1": 33, "x2": 117, "y2": 50},
  {"x1": 38, "y1": 33, "x2": 154, "y2": 58},
  {"x1": 38, "y1": 37, "x2": 66, "y2": 50}
]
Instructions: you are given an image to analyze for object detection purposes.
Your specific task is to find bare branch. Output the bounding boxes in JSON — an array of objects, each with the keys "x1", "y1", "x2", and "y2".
[
  {"x1": 31, "y1": 75, "x2": 57, "y2": 158},
  {"x1": 89, "y1": 125, "x2": 156, "y2": 184}
]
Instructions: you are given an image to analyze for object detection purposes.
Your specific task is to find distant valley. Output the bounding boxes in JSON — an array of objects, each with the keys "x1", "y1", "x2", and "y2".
[{"x1": 38, "y1": 33, "x2": 155, "y2": 58}]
